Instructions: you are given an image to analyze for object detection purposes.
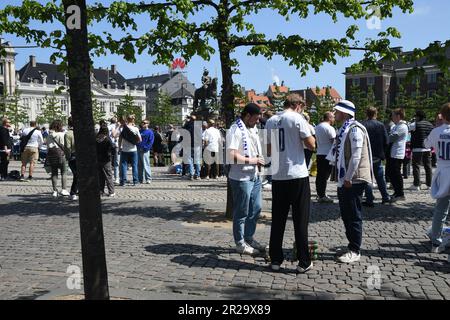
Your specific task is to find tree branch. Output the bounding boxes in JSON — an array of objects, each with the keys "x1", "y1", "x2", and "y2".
[
  {"x1": 228, "y1": 0, "x2": 380, "y2": 14},
  {"x1": 91, "y1": 0, "x2": 219, "y2": 13},
  {"x1": 232, "y1": 39, "x2": 376, "y2": 51}
]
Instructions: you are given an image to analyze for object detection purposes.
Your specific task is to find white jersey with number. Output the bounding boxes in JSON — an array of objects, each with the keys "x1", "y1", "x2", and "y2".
[
  {"x1": 425, "y1": 123, "x2": 450, "y2": 198},
  {"x1": 266, "y1": 110, "x2": 312, "y2": 180}
]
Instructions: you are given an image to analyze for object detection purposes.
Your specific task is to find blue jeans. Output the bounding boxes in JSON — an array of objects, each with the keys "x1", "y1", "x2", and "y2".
[
  {"x1": 338, "y1": 183, "x2": 366, "y2": 253},
  {"x1": 230, "y1": 177, "x2": 262, "y2": 245},
  {"x1": 365, "y1": 161, "x2": 390, "y2": 204},
  {"x1": 431, "y1": 196, "x2": 450, "y2": 246},
  {"x1": 138, "y1": 149, "x2": 152, "y2": 183},
  {"x1": 188, "y1": 147, "x2": 201, "y2": 177},
  {"x1": 120, "y1": 151, "x2": 138, "y2": 185}
]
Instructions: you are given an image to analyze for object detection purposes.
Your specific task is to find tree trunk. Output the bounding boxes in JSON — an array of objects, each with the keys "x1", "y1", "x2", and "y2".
[
  {"x1": 63, "y1": 0, "x2": 109, "y2": 300},
  {"x1": 218, "y1": 28, "x2": 235, "y2": 219}
]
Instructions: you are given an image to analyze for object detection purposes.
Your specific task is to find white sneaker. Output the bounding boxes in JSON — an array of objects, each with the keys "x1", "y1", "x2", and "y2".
[
  {"x1": 52, "y1": 191, "x2": 58, "y2": 198},
  {"x1": 107, "y1": 193, "x2": 116, "y2": 198},
  {"x1": 246, "y1": 239, "x2": 266, "y2": 251},
  {"x1": 431, "y1": 244, "x2": 445, "y2": 254},
  {"x1": 337, "y1": 251, "x2": 361, "y2": 263},
  {"x1": 296, "y1": 262, "x2": 313, "y2": 273},
  {"x1": 236, "y1": 243, "x2": 259, "y2": 255},
  {"x1": 70, "y1": 194, "x2": 78, "y2": 201},
  {"x1": 60, "y1": 189, "x2": 70, "y2": 196},
  {"x1": 422, "y1": 185, "x2": 430, "y2": 191},
  {"x1": 263, "y1": 183, "x2": 272, "y2": 191},
  {"x1": 408, "y1": 185, "x2": 421, "y2": 191}
]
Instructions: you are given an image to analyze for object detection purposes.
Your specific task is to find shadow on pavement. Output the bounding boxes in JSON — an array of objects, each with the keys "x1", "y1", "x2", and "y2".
[
  {"x1": 1, "y1": 192, "x2": 435, "y2": 225},
  {"x1": 14, "y1": 290, "x2": 51, "y2": 300}
]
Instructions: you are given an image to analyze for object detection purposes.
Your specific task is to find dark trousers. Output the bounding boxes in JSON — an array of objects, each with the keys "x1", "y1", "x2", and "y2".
[
  {"x1": 0, "y1": 153, "x2": 8, "y2": 178},
  {"x1": 412, "y1": 151, "x2": 432, "y2": 187},
  {"x1": 337, "y1": 183, "x2": 366, "y2": 253},
  {"x1": 68, "y1": 158, "x2": 78, "y2": 196},
  {"x1": 270, "y1": 178, "x2": 311, "y2": 268},
  {"x1": 304, "y1": 149, "x2": 313, "y2": 168},
  {"x1": 387, "y1": 157, "x2": 404, "y2": 197},
  {"x1": 315, "y1": 155, "x2": 332, "y2": 198},
  {"x1": 99, "y1": 161, "x2": 114, "y2": 194}
]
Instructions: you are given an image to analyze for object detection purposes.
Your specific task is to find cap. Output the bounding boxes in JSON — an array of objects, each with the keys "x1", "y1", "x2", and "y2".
[
  {"x1": 333, "y1": 100, "x2": 355, "y2": 118},
  {"x1": 242, "y1": 103, "x2": 262, "y2": 116}
]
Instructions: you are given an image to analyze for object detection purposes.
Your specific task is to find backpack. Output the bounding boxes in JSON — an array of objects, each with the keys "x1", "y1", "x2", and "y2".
[
  {"x1": 19, "y1": 128, "x2": 37, "y2": 153},
  {"x1": 8, "y1": 170, "x2": 20, "y2": 180},
  {"x1": 120, "y1": 125, "x2": 140, "y2": 146},
  {"x1": 47, "y1": 137, "x2": 66, "y2": 166}
]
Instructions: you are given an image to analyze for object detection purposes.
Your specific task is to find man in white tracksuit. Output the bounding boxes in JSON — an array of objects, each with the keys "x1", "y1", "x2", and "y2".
[{"x1": 424, "y1": 102, "x2": 450, "y2": 254}]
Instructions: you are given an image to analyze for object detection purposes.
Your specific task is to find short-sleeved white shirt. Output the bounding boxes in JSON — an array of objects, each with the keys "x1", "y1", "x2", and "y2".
[
  {"x1": 425, "y1": 124, "x2": 450, "y2": 167},
  {"x1": 21, "y1": 127, "x2": 43, "y2": 148},
  {"x1": 315, "y1": 122, "x2": 336, "y2": 155},
  {"x1": 204, "y1": 127, "x2": 222, "y2": 152},
  {"x1": 227, "y1": 123, "x2": 261, "y2": 181},
  {"x1": 266, "y1": 110, "x2": 312, "y2": 180}
]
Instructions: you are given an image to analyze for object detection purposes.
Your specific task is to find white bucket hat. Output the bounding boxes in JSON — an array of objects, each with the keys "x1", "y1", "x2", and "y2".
[{"x1": 333, "y1": 100, "x2": 356, "y2": 118}]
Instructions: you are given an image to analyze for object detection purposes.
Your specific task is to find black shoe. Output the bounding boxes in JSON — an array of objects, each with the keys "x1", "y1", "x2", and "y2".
[
  {"x1": 362, "y1": 201, "x2": 375, "y2": 208},
  {"x1": 19, "y1": 175, "x2": 25, "y2": 181},
  {"x1": 391, "y1": 195, "x2": 406, "y2": 202},
  {"x1": 27, "y1": 176, "x2": 33, "y2": 181},
  {"x1": 382, "y1": 198, "x2": 392, "y2": 204}
]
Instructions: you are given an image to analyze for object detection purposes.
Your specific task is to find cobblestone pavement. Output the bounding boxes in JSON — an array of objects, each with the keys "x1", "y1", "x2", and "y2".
[{"x1": 0, "y1": 160, "x2": 449, "y2": 300}]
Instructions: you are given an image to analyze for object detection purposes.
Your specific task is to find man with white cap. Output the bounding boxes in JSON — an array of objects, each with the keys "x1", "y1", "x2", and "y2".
[{"x1": 327, "y1": 100, "x2": 373, "y2": 263}]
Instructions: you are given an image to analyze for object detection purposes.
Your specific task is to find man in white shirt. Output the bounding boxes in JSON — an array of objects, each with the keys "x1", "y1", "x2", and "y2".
[
  {"x1": 314, "y1": 111, "x2": 336, "y2": 203},
  {"x1": 118, "y1": 115, "x2": 142, "y2": 186},
  {"x1": 203, "y1": 119, "x2": 222, "y2": 179},
  {"x1": 266, "y1": 94, "x2": 315, "y2": 273},
  {"x1": 424, "y1": 102, "x2": 450, "y2": 253},
  {"x1": 387, "y1": 108, "x2": 409, "y2": 201},
  {"x1": 20, "y1": 120, "x2": 43, "y2": 181},
  {"x1": 227, "y1": 103, "x2": 266, "y2": 255},
  {"x1": 328, "y1": 100, "x2": 373, "y2": 263}
]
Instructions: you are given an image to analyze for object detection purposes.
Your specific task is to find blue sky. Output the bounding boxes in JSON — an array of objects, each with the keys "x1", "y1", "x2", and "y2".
[{"x1": 3, "y1": 0, "x2": 450, "y2": 97}]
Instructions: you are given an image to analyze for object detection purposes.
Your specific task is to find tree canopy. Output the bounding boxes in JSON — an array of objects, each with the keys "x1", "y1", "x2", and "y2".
[{"x1": 2, "y1": 0, "x2": 449, "y2": 126}]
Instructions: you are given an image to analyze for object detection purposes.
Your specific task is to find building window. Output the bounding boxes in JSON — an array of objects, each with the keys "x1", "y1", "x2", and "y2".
[
  {"x1": 427, "y1": 90, "x2": 436, "y2": 98},
  {"x1": 367, "y1": 77, "x2": 375, "y2": 86},
  {"x1": 23, "y1": 98, "x2": 30, "y2": 110},
  {"x1": 60, "y1": 99, "x2": 67, "y2": 112},
  {"x1": 396, "y1": 77, "x2": 404, "y2": 86},
  {"x1": 110, "y1": 102, "x2": 115, "y2": 113},
  {"x1": 352, "y1": 78, "x2": 360, "y2": 87},
  {"x1": 0, "y1": 63, "x2": 3, "y2": 76},
  {"x1": 100, "y1": 101, "x2": 106, "y2": 112},
  {"x1": 36, "y1": 98, "x2": 43, "y2": 112},
  {"x1": 427, "y1": 73, "x2": 437, "y2": 84}
]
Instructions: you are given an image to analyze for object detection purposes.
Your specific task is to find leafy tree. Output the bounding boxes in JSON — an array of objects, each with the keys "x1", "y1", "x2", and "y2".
[
  {"x1": 116, "y1": 94, "x2": 142, "y2": 122},
  {"x1": 37, "y1": 95, "x2": 67, "y2": 125},
  {"x1": 312, "y1": 86, "x2": 335, "y2": 124},
  {"x1": 1, "y1": 90, "x2": 29, "y2": 130},
  {"x1": 92, "y1": 99, "x2": 107, "y2": 124},
  {"x1": 151, "y1": 91, "x2": 180, "y2": 128},
  {"x1": 270, "y1": 85, "x2": 288, "y2": 112},
  {"x1": 2, "y1": 0, "x2": 450, "y2": 245}
]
